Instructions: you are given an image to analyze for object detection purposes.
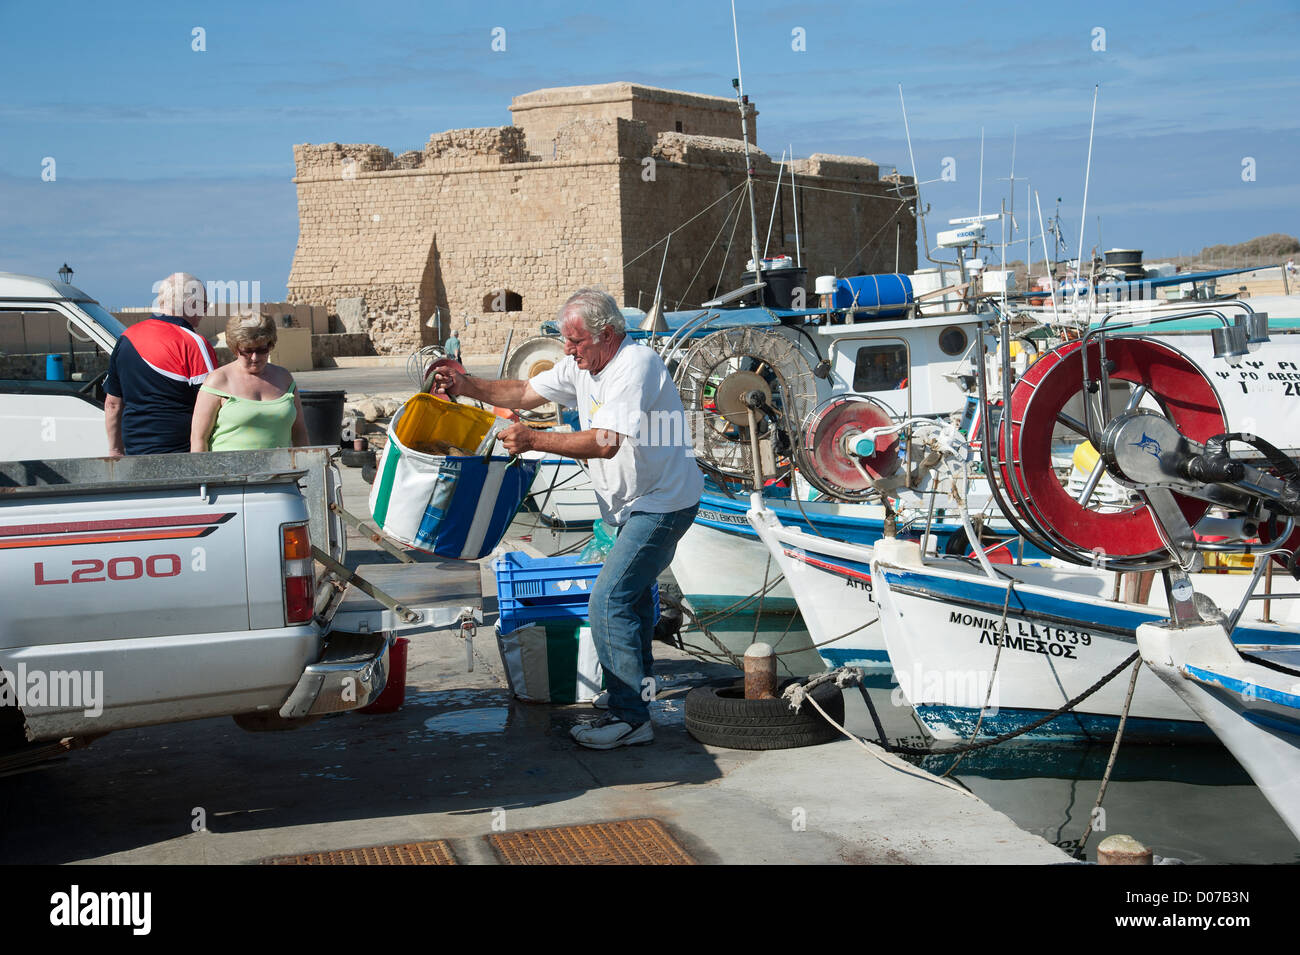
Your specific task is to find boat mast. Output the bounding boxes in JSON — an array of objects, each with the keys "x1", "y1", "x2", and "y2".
[
  {"x1": 790, "y1": 143, "x2": 802, "y2": 268},
  {"x1": 1076, "y1": 84, "x2": 1099, "y2": 313},
  {"x1": 731, "y1": 0, "x2": 761, "y2": 277}
]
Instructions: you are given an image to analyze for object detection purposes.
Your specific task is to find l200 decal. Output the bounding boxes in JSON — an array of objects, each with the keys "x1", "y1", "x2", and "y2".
[{"x1": 0, "y1": 513, "x2": 234, "y2": 550}]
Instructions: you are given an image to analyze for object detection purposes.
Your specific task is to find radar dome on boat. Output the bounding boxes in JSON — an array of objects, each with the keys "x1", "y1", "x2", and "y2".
[{"x1": 814, "y1": 275, "x2": 838, "y2": 295}]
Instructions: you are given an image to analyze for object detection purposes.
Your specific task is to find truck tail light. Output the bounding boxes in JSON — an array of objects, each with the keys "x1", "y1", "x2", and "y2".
[{"x1": 281, "y1": 522, "x2": 314, "y2": 625}]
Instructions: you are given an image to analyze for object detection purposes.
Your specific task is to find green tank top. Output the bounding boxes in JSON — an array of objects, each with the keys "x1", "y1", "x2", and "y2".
[{"x1": 201, "y1": 382, "x2": 298, "y2": 451}]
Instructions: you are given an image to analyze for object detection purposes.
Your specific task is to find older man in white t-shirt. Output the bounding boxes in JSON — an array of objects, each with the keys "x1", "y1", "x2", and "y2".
[{"x1": 434, "y1": 288, "x2": 703, "y2": 749}]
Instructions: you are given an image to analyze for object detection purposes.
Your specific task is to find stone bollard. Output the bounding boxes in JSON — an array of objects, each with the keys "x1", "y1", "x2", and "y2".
[
  {"x1": 744, "y1": 643, "x2": 777, "y2": 700},
  {"x1": 1097, "y1": 834, "x2": 1153, "y2": 865}
]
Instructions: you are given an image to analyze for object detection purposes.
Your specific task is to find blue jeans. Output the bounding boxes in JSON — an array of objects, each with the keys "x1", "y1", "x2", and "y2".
[{"x1": 587, "y1": 504, "x2": 698, "y2": 725}]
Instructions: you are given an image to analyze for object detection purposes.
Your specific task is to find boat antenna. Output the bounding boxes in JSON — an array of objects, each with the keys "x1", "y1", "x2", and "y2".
[
  {"x1": 731, "y1": 0, "x2": 761, "y2": 280},
  {"x1": 1076, "y1": 85, "x2": 1099, "y2": 298},
  {"x1": 789, "y1": 143, "x2": 802, "y2": 268},
  {"x1": 1000, "y1": 197, "x2": 1008, "y2": 308},
  {"x1": 763, "y1": 147, "x2": 787, "y2": 259},
  {"x1": 1035, "y1": 190, "x2": 1060, "y2": 324},
  {"x1": 898, "y1": 84, "x2": 938, "y2": 266},
  {"x1": 996, "y1": 127, "x2": 1019, "y2": 261},
  {"x1": 1005, "y1": 126, "x2": 1017, "y2": 235},
  {"x1": 978, "y1": 126, "x2": 985, "y2": 220}
]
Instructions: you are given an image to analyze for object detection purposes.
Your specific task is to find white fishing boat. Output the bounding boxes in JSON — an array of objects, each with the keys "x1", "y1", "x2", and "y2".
[
  {"x1": 870, "y1": 540, "x2": 1300, "y2": 742},
  {"x1": 1138, "y1": 617, "x2": 1300, "y2": 840}
]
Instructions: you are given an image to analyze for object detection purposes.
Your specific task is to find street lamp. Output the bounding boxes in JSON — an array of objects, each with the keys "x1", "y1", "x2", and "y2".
[{"x1": 56, "y1": 264, "x2": 76, "y2": 375}]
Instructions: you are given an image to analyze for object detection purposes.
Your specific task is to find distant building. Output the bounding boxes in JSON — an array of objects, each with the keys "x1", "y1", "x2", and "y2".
[{"x1": 287, "y1": 82, "x2": 916, "y2": 356}]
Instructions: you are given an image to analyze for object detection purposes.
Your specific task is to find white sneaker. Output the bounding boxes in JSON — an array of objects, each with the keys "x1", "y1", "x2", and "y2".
[
  {"x1": 570, "y1": 713, "x2": 654, "y2": 750},
  {"x1": 592, "y1": 690, "x2": 610, "y2": 709}
]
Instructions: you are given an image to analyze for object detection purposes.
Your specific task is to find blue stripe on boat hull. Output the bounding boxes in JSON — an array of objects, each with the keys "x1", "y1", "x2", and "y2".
[
  {"x1": 915, "y1": 704, "x2": 1214, "y2": 745},
  {"x1": 819, "y1": 648, "x2": 891, "y2": 670}
]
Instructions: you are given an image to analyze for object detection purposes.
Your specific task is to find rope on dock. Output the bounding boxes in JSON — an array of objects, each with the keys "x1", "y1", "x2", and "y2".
[
  {"x1": 1074, "y1": 655, "x2": 1144, "y2": 858},
  {"x1": 792, "y1": 671, "x2": 979, "y2": 799}
]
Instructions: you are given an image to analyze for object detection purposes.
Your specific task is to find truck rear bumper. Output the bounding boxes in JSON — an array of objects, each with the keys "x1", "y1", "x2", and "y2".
[{"x1": 278, "y1": 631, "x2": 390, "y2": 719}]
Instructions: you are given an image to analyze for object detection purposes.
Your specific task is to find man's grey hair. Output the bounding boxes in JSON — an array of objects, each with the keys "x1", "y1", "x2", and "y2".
[
  {"x1": 153, "y1": 272, "x2": 207, "y2": 321},
  {"x1": 559, "y1": 287, "x2": 625, "y2": 337}
]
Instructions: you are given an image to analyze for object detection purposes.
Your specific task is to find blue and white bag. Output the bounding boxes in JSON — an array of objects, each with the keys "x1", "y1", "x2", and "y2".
[{"x1": 369, "y1": 396, "x2": 538, "y2": 559}]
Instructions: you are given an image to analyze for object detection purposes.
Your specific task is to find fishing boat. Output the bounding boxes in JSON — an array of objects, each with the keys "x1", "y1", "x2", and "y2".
[
  {"x1": 1137, "y1": 616, "x2": 1300, "y2": 840},
  {"x1": 867, "y1": 290, "x2": 1300, "y2": 743},
  {"x1": 870, "y1": 539, "x2": 1300, "y2": 742}
]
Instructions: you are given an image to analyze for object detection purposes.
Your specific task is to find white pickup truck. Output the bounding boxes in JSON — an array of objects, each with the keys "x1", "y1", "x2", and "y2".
[
  {"x1": 0, "y1": 274, "x2": 459, "y2": 762},
  {"x1": 0, "y1": 447, "x2": 402, "y2": 752}
]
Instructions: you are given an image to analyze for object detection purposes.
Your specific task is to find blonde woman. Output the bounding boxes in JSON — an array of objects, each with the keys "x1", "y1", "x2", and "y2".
[{"x1": 191, "y1": 314, "x2": 309, "y2": 452}]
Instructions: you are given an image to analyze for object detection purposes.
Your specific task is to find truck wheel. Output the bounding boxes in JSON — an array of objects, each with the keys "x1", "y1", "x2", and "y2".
[{"x1": 684, "y1": 678, "x2": 844, "y2": 750}]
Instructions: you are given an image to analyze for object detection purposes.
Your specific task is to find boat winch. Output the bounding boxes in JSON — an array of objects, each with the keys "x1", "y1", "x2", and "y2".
[{"x1": 798, "y1": 395, "x2": 901, "y2": 501}]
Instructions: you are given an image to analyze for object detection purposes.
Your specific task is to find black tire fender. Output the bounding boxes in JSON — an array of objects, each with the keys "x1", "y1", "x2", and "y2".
[{"x1": 684, "y1": 677, "x2": 844, "y2": 750}]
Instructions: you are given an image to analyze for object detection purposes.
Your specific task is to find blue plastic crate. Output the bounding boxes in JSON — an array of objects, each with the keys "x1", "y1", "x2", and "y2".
[{"x1": 492, "y1": 551, "x2": 659, "y2": 634}]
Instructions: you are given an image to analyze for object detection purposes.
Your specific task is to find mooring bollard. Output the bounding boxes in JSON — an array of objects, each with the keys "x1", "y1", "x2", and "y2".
[
  {"x1": 744, "y1": 643, "x2": 777, "y2": 700},
  {"x1": 1097, "y1": 834, "x2": 1153, "y2": 865}
]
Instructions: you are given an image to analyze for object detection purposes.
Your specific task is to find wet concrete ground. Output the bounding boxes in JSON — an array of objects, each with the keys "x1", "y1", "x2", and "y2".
[{"x1": 0, "y1": 368, "x2": 1069, "y2": 865}]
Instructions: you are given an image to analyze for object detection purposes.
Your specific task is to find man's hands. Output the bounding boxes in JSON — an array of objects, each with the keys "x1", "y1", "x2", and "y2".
[
  {"x1": 499, "y1": 423, "x2": 537, "y2": 455},
  {"x1": 428, "y1": 370, "x2": 544, "y2": 412},
  {"x1": 430, "y1": 365, "x2": 466, "y2": 398},
  {"x1": 500, "y1": 424, "x2": 623, "y2": 460}
]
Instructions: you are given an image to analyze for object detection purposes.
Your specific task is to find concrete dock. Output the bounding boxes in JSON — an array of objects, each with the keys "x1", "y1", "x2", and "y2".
[{"x1": 0, "y1": 371, "x2": 1069, "y2": 865}]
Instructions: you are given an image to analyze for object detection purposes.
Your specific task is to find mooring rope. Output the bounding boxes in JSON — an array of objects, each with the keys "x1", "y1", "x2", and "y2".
[{"x1": 1074, "y1": 655, "x2": 1144, "y2": 858}]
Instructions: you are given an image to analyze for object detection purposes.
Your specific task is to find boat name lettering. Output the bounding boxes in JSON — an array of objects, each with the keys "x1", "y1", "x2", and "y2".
[
  {"x1": 949, "y1": 611, "x2": 1092, "y2": 647},
  {"x1": 697, "y1": 509, "x2": 749, "y2": 527},
  {"x1": 978, "y1": 631, "x2": 1078, "y2": 658},
  {"x1": 844, "y1": 577, "x2": 872, "y2": 593}
]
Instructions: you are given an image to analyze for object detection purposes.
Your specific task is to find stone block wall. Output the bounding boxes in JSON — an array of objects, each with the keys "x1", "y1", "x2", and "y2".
[
  {"x1": 287, "y1": 83, "x2": 915, "y2": 360},
  {"x1": 509, "y1": 82, "x2": 756, "y2": 160}
]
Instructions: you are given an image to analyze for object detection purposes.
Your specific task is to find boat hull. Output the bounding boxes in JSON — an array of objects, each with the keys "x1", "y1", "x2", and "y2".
[
  {"x1": 872, "y1": 549, "x2": 1300, "y2": 743},
  {"x1": 1138, "y1": 620, "x2": 1300, "y2": 840}
]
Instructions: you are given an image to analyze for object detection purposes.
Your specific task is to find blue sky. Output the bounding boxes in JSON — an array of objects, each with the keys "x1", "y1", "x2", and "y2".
[{"x1": 2, "y1": 0, "x2": 1297, "y2": 308}]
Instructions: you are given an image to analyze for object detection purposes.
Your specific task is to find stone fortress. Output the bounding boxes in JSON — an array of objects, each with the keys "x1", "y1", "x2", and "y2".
[{"x1": 287, "y1": 82, "x2": 917, "y2": 358}]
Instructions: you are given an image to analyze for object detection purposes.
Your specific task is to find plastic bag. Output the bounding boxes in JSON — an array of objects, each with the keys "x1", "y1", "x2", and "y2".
[{"x1": 577, "y1": 519, "x2": 619, "y2": 564}]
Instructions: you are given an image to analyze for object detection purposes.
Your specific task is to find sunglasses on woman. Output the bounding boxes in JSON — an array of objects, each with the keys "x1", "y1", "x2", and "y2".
[{"x1": 238, "y1": 346, "x2": 271, "y2": 357}]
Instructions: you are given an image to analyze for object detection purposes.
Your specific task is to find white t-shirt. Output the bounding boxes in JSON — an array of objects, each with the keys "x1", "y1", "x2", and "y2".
[{"x1": 530, "y1": 337, "x2": 704, "y2": 525}]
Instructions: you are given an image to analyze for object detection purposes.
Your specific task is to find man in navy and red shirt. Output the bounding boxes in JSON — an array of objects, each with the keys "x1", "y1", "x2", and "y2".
[{"x1": 104, "y1": 273, "x2": 218, "y2": 456}]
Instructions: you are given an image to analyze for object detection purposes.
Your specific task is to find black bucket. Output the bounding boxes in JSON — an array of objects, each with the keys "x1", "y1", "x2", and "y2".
[
  {"x1": 742, "y1": 266, "x2": 809, "y2": 310},
  {"x1": 299, "y1": 389, "x2": 347, "y2": 447}
]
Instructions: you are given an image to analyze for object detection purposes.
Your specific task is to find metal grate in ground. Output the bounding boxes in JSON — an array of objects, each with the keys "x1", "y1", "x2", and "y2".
[
  {"x1": 488, "y1": 818, "x2": 694, "y2": 865},
  {"x1": 263, "y1": 840, "x2": 457, "y2": 865}
]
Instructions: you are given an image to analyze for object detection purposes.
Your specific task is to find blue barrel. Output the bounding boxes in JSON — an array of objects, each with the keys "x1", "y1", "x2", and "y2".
[
  {"x1": 45, "y1": 354, "x2": 67, "y2": 381},
  {"x1": 833, "y1": 274, "x2": 914, "y2": 317}
]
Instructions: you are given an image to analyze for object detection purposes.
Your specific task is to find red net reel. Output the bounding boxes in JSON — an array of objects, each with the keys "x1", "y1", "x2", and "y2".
[
  {"x1": 799, "y1": 396, "x2": 899, "y2": 500},
  {"x1": 997, "y1": 337, "x2": 1227, "y2": 561}
]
